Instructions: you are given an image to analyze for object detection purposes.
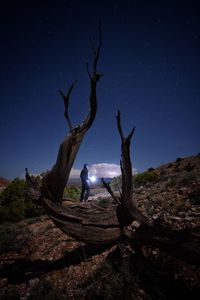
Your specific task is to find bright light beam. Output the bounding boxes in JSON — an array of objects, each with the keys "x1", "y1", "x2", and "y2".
[{"x1": 89, "y1": 176, "x2": 96, "y2": 182}]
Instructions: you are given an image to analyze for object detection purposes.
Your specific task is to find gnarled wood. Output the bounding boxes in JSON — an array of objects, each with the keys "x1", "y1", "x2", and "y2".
[
  {"x1": 103, "y1": 111, "x2": 147, "y2": 226},
  {"x1": 42, "y1": 25, "x2": 102, "y2": 204},
  {"x1": 25, "y1": 26, "x2": 154, "y2": 245},
  {"x1": 26, "y1": 28, "x2": 200, "y2": 267},
  {"x1": 41, "y1": 198, "x2": 120, "y2": 244},
  {"x1": 26, "y1": 25, "x2": 123, "y2": 245}
]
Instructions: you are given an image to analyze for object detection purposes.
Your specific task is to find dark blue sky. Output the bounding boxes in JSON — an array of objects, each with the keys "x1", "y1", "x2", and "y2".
[{"x1": 0, "y1": 0, "x2": 200, "y2": 179}]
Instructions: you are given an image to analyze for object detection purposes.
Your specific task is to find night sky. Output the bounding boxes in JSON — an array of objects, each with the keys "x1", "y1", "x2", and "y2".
[{"x1": 0, "y1": 0, "x2": 200, "y2": 180}]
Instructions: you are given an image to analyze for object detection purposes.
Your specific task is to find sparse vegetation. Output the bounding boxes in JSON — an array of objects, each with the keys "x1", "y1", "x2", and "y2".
[
  {"x1": 133, "y1": 170, "x2": 158, "y2": 187},
  {"x1": 180, "y1": 174, "x2": 196, "y2": 185},
  {"x1": 148, "y1": 167, "x2": 155, "y2": 172},
  {"x1": 97, "y1": 198, "x2": 112, "y2": 208},
  {"x1": 110, "y1": 175, "x2": 122, "y2": 190},
  {"x1": 0, "y1": 178, "x2": 44, "y2": 223},
  {"x1": 166, "y1": 178, "x2": 177, "y2": 188},
  {"x1": 63, "y1": 186, "x2": 81, "y2": 201},
  {"x1": 185, "y1": 162, "x2": 194, "y2": 172},
  {"x1": 176, "y1": 157, "x2": 183, "y2": 163}
]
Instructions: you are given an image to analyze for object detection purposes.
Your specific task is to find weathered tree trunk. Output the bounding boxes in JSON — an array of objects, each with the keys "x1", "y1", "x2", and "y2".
[
  {"x1": 42, "y1": 77, "x2": 98, "y2": 204},
  {"x1": 26, "y1": 27, "x2": 200, "y2": 266},
  {"x1": 26, "y1": 24, "x2": 146, "y2": 244}
]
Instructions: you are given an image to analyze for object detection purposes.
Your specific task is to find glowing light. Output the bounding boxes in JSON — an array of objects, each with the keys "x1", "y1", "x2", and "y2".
[{"x1": 89, "y1": 176, "x2": 96, "y2": 182}]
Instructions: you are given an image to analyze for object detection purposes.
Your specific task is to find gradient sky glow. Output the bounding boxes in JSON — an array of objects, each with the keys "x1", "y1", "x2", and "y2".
[{"x1": 0, "y1": 0, "x2": 200, "y2": 179}]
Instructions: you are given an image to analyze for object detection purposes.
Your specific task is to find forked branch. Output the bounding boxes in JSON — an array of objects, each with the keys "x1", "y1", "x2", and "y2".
[
  {"x1": 41, "y1": 27, "x2": 102, "y2": 204},
  {"x1": 116, "y1": 110, "x2": 135, "y2": 202},
  {"x1": 116, "y1": 111, "x2": 147, "y2": 225},
  {"x1": 59, "y1": 80, "x2": 77, "y2": 131},
  {"x1": 102, "y1": 110, "x2": 146, "y2": 225}
]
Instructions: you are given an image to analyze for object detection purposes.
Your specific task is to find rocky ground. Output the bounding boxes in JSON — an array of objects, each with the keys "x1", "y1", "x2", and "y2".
[{"x1": 0, "y1": 155, "x2": 200, "y2": 299}]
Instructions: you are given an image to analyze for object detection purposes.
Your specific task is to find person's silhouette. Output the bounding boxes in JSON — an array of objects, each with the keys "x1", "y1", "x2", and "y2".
[{"x1": 80, "y1": 164, "x2": 90, "y2": 202}]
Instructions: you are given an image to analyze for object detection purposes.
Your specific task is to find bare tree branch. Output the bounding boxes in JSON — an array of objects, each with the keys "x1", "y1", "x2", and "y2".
[
  {"x1": 86, "y1": 63, "x2": 92, "y2": 79},
  {"x1": 101, "y1": 178, "x2": 121, "y2": 204},
  {"x1": 58, "y1": 80, "x2": 77, "y2": 131},
  {"x1": 116, "y1": 110, "x2": 124, "y2": 140},
  {"x1": 80, "y1": 24, "x2": 103, "y2": 133},
  {"x1": 128, "y1": 126, "x2": 136, "y2": 141},
  {"x1": 116, "y1": 111, "x2": 147, "y2": 225},
  {"x1": 41, "y1": 26, "x2": 102, "y2": 204},
  {"x1": 89, "y1": 38, "x2": 97, "y2": 57},
  {"x1": 93, "y1": 22, "x2": 103, "y2": 75}
]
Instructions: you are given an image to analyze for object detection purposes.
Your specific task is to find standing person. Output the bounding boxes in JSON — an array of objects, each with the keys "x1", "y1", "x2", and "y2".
[{"x1": 80, "y1": 164, "x2": 90, "y2": 202}]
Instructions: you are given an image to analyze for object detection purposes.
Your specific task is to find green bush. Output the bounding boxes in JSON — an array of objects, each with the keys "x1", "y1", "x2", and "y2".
[
  {"x1": 176, "y1": 157, "x2": 183, "y2": 163},
  {"x1": 110, "y1": 176, "x2": 122, "y2": 190},
  {"x1": 0, "y1": 178, "x2": 44, "y2": 223},
  {"x1": 0, "y1": 223, "x2": 31, "y2": 254},
  {"x1": 63, "y1": 186, "x2": 80, "y2": 201},
  {"x1": 97, "y1": 198, "x2": 112, "y2": 208},
  {"x1": 148, "y1": 167, "x2": 155, "y2": 172},
  {"x1": 133, "y1": 170, "x2": 158, "y2": 187}
]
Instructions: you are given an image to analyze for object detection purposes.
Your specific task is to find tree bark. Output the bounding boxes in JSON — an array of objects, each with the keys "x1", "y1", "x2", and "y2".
[{"x1": 26, "y1": 27, "x2": 200, "y2": 266}]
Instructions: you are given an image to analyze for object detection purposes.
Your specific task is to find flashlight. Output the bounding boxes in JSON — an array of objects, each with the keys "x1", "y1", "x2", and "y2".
[{"x1": 89, "y1": 176, "x2": 96, "y2": 182}]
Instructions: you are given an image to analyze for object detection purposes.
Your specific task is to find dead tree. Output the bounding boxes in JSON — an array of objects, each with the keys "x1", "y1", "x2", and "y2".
[{"x1": 26, "y1": 27, "x2": 200, "y2": 265}]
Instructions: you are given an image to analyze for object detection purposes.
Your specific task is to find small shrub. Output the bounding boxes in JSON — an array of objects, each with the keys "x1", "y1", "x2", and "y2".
[
  {"x1": 110, "y1": 175, "x2": 122, "y2": 190},
  {"x1": 166, "y1": 179, "x2": 177, "y2": 188},
  {"x1": 176, "y1": 157, "x2": 183, "y2": 163},
  {"x1": 133, "y1": 171, "x2": 158, "y2": 187},
  {"x1": 0, "y1": 178, "x2": 44, "y2": 223},
  {"x1": 63, "y1": 186, "x2": 80, "y2": 201},
  {"x1": 97, "y1": 198, "x2": 111, "y2": 208},
  {"x1": 180, "y1": 174, "x2": 195, "y2": 185},
  {"x1": 185, "y1": 163, "x2": 194, "y2": 172},
  {"x1": 148, "y1": 167, "x2": 155, "y2": 172}
]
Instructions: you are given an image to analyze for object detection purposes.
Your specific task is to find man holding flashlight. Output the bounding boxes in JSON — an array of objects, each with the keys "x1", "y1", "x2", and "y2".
[{"x1": 80, "y1": 163, "x2": 90, "y2": 202}]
